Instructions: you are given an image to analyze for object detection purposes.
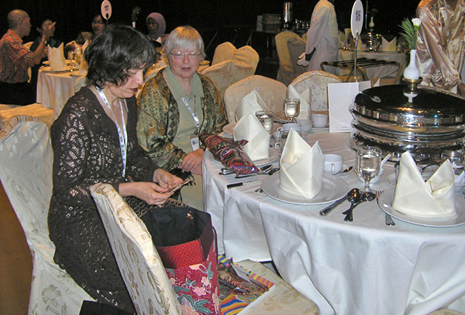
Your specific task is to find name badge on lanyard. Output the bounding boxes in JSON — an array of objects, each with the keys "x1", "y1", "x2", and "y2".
[{"x1": 181, "y1": 97, "x2": 201, "y2": 151}]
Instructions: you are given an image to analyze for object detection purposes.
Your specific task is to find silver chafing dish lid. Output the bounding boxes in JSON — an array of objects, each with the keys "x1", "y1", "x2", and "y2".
[{"x1": 352, "y1": 85, "x2": 465, "y2": 127}]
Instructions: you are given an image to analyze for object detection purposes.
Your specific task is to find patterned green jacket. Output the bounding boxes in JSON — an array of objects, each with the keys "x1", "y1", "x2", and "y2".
[{"x1": 137, "y1": 68, "x2": 228, "y2": 171}]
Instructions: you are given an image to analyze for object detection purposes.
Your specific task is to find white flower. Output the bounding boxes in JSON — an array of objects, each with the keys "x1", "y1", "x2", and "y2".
[{"x1": 412, "y1": 18, "x2": 421, "y2": 27}]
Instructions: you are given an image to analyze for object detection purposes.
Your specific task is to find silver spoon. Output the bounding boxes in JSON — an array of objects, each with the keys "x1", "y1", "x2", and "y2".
[
  {"x1": 332, "y1": 166, "x2": 353, "y2": 175},
  {"x1": 359, "y1": 90, "x2": 381, "y2": 103},
  {"x1": 340, "y1": 188, "x2": 362, "y2": 222},
  {"x1": 343, "y1": 191, "x2": 375, "y2": 222},
  {"x1": 320, "y1": 188, "x2": 358, "y2": 216}
]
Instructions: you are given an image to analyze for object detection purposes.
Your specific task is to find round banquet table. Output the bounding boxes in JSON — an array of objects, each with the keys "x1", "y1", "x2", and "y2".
[
  {"x1": 202, "y1": 131, "x2": 465, "y2": 315},
  {"x1": 36, "y1": 67, "x2": 83, "y2": 119}
]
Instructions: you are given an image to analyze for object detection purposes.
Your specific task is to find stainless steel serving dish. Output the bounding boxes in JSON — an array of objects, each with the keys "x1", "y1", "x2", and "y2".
[{"x1": 349, "y1": 85, "x2": 465, "y2": 162}]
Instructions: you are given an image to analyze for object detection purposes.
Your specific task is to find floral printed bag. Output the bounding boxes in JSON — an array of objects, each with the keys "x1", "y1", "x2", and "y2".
[{"x1": 141, "y1": 206, "x2": 220, "y2": 315}]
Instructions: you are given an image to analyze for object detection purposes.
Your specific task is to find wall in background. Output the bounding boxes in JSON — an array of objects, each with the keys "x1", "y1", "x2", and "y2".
[{"x1": 0, "y1": 0, "x2": 418, "y2": 58}]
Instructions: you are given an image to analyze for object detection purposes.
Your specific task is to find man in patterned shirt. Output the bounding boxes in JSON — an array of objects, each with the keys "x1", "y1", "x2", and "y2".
[{"x1": 0, "y1": 9, "x2": 54, "y2": 105}]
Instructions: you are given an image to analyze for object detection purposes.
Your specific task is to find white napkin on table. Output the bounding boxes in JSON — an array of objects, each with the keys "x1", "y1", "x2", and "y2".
[
  {"x1": 233, "y1": 113, "x2": 270, "y2": 161},
  {"x1": 235, "y1": 90, "x2": 266, "y2": 122},
  {"x1": 382, "y1": 37, "x2": 397, "y2": 52},
  {"x1": 287, "y1": 84, "x2": 310, "y2": 120},
  {"x1": 392, "y1": 151, "x2": 456, "y2": 218},
  {"x1": 280, "y1": 129, "x2": 324, "y2": 199},
  {"x1": 47, "y1": 43, "x2": 67, "y2": 71}
]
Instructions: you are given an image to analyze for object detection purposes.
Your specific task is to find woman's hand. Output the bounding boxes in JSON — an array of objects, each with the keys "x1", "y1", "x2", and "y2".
[
  {"x1": 180, "y1": 149, "x2": 204, "y2": 175},
  {"x1": 153, "y1": 168, "x2": 183, "y2": 190},
  {"x1": 119, "y1": 181, "x2": 173, "y2": 206}
]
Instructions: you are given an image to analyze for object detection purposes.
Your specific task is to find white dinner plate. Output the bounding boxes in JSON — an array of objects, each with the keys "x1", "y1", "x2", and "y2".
[
  {"x1": 209, "y1": 147, "x2": 279, "y2": 167},
  {"x1": 223, "y1": 122, "x2": 279, "y2": 135},
  {"x1": 377, "y1": 188, "x2": 465, "y2": 227},
  {"x1": 41, "y1": 65, "x2": 75, "y2": 73},
  {"x1": 261, "y1": 172, "x2": 349, "y2": 205},
  {"x1": 385, "y1": 173, "x2": 396, "y2": 188}
]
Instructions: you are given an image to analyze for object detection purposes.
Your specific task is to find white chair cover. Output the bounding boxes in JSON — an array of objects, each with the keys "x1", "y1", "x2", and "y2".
[
  {"x1": 275, "y1": 31, "x2": 303, "y2": 85},
  {"x1": 90, "y1": 183, "x2": 182, "y2": 315},
  {"x1": 74, "y1": 75, "x2": 88, "y2": 93},
  {"x1": 0, "y1": 116, "x2": 93, "y2": 315},
  {"x1": 211, "y1": 42, "x2": 259, "y2": 73},
  {"x1": 201, "y1": 60, "x2": 254, "y2": 100},
  {"x1": 224, "y1": 75, "x2": 287, "y2": 123},
  {"x1": 290, "y1": 71, "x2": 342, "y2": 112}
]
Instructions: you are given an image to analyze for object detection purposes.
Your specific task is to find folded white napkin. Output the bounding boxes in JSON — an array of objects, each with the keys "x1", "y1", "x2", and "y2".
[
  {"x1": 233, "y1": 113, "x2": 270, "y2": 161},
  {"x1": 287, "y1": 85, "x2": 310, "y2": 120},
  {"x1": 280, "y1": 129, "x2": 324, "y2": 199},
  {"x1": 382, "y1": 36, "x2": 397, "y2": 52},
  {"x1": 78, "y1": 40, "x2": 89, "y2": 75},
  {"x1": 47, "y1": 43, "x2": 67, "y2": 71},
  {"x1": 392, "y1": 151, "x2": 456, "y2": 218},
  {"x1": 235, "y1": 90, "x2": 266, "y2": 122},
  {"x1": 455, "y1": 170, "x2": 465, "y2": 185}
]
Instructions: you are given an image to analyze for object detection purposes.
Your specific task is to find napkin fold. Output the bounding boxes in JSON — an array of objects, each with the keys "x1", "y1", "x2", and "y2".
[
  {"x1": 279, "y1": 129, "x2": 324, "y2": 199},
  {"x1": 47, "y1": 43, "x2": 67, "y2": 71},
  {"x1": 382, "y1": 36, "x2": 397, "y2": 52},
  {"x1": 287, "y1": 85, "x2": 310, "y2": 120},
  {"x1": 392, "y1": 151, "x2": 456, "y2": 218},
  {"x1": 233, "y1": 113, "x2": 270, "y2": 161},
  {"x1": 235, "y1": 90, "x2": 266, "y2": 122}
]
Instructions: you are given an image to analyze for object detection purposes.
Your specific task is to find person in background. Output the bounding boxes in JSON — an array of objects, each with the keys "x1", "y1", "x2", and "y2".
[
  {"x1": 416, "y1": 0, "x2": 465, "y2": 97},
  {"x1": 137, "y1": 26, "x2": 227, "y2": 210},
  {"x1": 0, "y1": 9, "x2": 54, "y2": 105},
  {"x1": 48, "y1": 24, "x2": 183, "y2": 313},
  {"x1": 65, "y1": 14, "x2": 106, "y2": 56},
  {"x1": 146, "y1": 12, "x2": 166, "y2": 46},
  {"x1": 297, "y1": 0, "x2": 339, "y2": 75},
  {"x1": 30, "y1": 18, "x2": 62, "y2": 95}
]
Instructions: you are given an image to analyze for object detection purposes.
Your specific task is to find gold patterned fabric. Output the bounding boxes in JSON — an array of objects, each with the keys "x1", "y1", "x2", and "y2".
[
  {"x1": 416, "y1": 0, "x2": 465, "y2": 91},
  {"x1": 137, "y1": 68, "x2": 227, "y2": 171}
]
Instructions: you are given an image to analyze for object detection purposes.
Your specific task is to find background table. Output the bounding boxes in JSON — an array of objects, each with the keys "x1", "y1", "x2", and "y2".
[
  {"x1": 36, "y1": 68, "x2": 82, "y2": 118},
  {"x1": 203, "y1": 131, "x2": 465, "y2": 315},
  {"x1": 337, "y1": 49, "x2": 408, "y2": 83}
]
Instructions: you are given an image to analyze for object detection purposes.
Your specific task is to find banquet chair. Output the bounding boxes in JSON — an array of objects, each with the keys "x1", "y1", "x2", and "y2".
[
  {"x1": 90, "y1": 183, "x2": 182, "y2": 315},
  {"x1": 275, "y1": 31, "x2": 303, "y2": 85},
  {"x1": 0, "y1": 103, "x2": 54, "y2": 128},
  {"x1": 90, "y1": 183, "x2": 320, "y2": 315},
  {"x1": 211, "y1": 42, "x2": 259, "y2": 73},
  {"x1": 201, "y1": 60, "x2": 255, "y2": 100},
  {"x1": 290, "y1": 70, "x2": 342, "y2": 112},
  {"x1": 0, "y1": 116, "x2": 94, "y2": 315},
  {"x1": 74, "y1": 74, "x2": 88, "y2": 92},
  {"x1": 287, "y1": 36, "x2": 308, "y2": 78},
  {"x1": 224, "y1": 75, "x2": 287, "y2": 122}
]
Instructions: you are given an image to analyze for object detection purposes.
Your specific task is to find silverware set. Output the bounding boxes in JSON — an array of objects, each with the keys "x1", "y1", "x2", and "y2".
[{"x1": 319, "y1": 188, "x2": 395, "y2": 226}]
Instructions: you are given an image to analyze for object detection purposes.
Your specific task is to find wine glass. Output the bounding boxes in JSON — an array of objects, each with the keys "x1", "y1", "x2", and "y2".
[
  {"x1": 284, "y1": 98, "x2": 300, "y2": 123},
  {"x1": 255, "y1": 110, "x2": 274, "y2": 133},
  {"x1": 357, "y1": 146, "x2": 381, "y2": 192},
  {"x1": 67, "y1": 50, "x2": 76, "y2": 69}
]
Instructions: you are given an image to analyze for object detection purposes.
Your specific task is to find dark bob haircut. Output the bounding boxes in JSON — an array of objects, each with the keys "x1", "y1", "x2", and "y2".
[{"x1": 85, "y1": 24, "x2": 156, "y2": 88}]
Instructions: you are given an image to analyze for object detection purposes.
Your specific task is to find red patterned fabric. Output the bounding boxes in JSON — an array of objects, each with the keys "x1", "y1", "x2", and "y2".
[
  {"x1": 165, "y1": 242, "x2": 220, "y2": 314},
  {"x1": 200, "y1": 133, "x2": 259, "y2": 176},
  {"x1": 157, "y1": 220, "x2": 214, "y2": 269}
]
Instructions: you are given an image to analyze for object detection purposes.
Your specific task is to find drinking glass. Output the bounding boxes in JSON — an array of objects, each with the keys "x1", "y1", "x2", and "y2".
[
  {"x1": 284, "y1": 98, "x2": 300, "y2": 123},
  {"x1": 75, "y1": 47, "x2": 82, "y2": 66},
  {"x1": 67, "y1": 50, "x2": 76, "y2": 69},
  {"x1": 357, "y1": 146, "x2": 381, "y2": 192},
  {"x1": 255, "y1": 110, "x2": 274, "y2": 133}
]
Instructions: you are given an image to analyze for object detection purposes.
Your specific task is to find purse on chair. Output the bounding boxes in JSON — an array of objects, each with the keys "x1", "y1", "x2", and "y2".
[{"x1": 126, "y1": 196, "x2": 221, "y2": 315}]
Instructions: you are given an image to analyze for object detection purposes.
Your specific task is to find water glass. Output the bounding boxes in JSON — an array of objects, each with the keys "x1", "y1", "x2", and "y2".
[
  {"x1": 357, "y1": 146, "x2": 381, "y2": 192},
  {"x1": 284, "y1": 98, "x2": 300, "y2": 123},
  {"x1": 255, "y1": 110, "x2": 274, "y2": 133},
  {"x1": 67, "y1": 50, "x2": 76, "y2": 68}
]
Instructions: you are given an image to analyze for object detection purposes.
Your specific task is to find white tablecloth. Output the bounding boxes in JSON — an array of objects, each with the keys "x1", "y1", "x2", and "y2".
[
  {"x1": 203, "y1": 131, "x2": 465, "y2": 315},
  {"x1": 338, "y1": 49, "x2": 408, "y2": 80},
  {"x1": 36, "y1": 68, "x2": 81, "y2": 118}
]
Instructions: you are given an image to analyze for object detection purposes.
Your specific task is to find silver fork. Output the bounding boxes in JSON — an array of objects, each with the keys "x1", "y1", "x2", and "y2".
[{"x1": 376, "y1": 190, "x2": 395, "y2": 226}]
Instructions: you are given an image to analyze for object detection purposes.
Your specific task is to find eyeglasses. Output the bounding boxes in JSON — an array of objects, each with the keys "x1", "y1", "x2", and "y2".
[{"x1": 171, "y1": 52, "x2": 202, "y2": 60}]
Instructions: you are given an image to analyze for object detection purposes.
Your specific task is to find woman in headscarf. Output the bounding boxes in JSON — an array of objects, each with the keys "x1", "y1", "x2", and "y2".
[{"x1": 146, "y1": 12, "x2": 166, "y2": 45}]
